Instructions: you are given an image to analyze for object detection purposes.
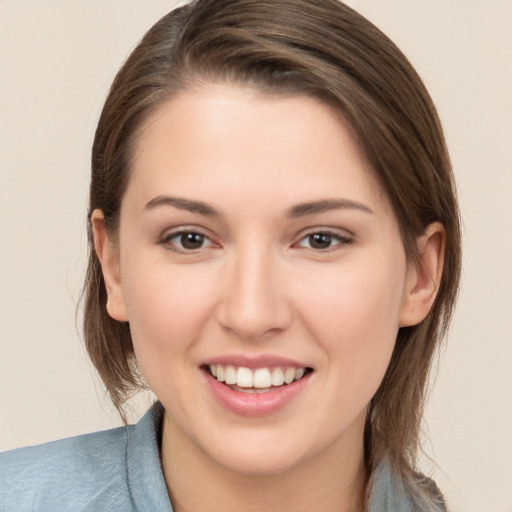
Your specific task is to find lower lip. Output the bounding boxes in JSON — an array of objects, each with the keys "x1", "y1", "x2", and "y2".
[{"x1": 203, "y1": 370, "x2": 311, "y2": 417}]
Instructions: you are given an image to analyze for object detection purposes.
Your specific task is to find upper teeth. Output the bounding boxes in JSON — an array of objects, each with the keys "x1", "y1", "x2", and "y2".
[{"x1": 209, "y1": 365, "x2": 306, "y2": 388}]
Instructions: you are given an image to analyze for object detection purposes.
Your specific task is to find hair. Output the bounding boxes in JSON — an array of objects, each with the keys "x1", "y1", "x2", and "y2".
[{"x1": 83, "y1": 0, "x2": 461, "y2": 508}]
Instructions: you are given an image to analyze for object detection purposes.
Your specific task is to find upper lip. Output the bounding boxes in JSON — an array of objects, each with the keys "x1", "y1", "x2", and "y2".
[{"x1": 202, "y1": 354, "x2": 310, "y2": 369}]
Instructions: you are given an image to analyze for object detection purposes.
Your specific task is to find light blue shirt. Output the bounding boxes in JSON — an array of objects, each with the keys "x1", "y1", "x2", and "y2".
[
  {"x1": 0, "y1": 403, "x2": 171, "y2": 511},
  {"x1": 0, "y1": 402, "x2": 444, "y2": 511}
]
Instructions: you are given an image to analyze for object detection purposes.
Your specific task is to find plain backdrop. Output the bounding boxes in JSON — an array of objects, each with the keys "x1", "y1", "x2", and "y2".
[{"x1": 1, "y1": 1, "x2": 511, "y2": 511}]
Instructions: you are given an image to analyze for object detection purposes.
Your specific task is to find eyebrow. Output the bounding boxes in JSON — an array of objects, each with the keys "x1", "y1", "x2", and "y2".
[
  {"x1": 144, "y1": 196, "x2": 221, "y2": 216},
  {"x1": 286, "y1": 199, "x2": 374, "y2": 218},
  {"x1": 144, "y1": 195, "x2": 374, "y2": 218}
]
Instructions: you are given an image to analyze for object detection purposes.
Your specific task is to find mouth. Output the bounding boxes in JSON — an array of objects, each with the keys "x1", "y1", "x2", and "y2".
[{"x1": 202, "y1": 364, "x2": 313, "y2": 394}]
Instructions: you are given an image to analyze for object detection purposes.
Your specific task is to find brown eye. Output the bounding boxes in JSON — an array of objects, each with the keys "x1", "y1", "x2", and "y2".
[
  {"x1": 296, "y1": 231, "x2": 352, "y2": 251},
  {"x1": 162, "y1": 231, "x2": 215, "y2": 252},
  {"x1": 308, "y1": 233, "x2": 333, "y2": 249},
  {"x1": 180, "y1": 232, "x2": 205, "y2": 250}
]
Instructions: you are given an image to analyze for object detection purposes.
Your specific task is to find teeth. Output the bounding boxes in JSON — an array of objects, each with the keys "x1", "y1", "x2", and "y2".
[
  {"x1": 271, "y1": 367, "x2": 285, "y2": 386},
  {"x1": 284, "y1": 367, "x2": 296, "y2": 384},
  {"x1": 236, "y1": 367, "x2": 253, "y2": 387},
  {"x1": 254, "y1": 368, "x2": 272, "y2": 388},
  {"x1": 225, "y1": 365, "x2": 237, "y2": 385},
  {"x1": 208, "y1": 364, "x2": 308, "y2": 389}
]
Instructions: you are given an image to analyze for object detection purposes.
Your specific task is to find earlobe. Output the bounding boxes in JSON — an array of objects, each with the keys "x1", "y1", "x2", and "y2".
[
  {"x1": 399, "y1": 222, "x2": 446, "y2": 327},
  {"x1": 91, "y1": 210, "x2": 129, "y2": 322}
]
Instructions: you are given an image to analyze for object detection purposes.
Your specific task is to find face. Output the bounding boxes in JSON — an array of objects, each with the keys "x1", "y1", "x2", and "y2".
[{"x1": 99, "y1": 85, "x2": 421, "y2": 476}]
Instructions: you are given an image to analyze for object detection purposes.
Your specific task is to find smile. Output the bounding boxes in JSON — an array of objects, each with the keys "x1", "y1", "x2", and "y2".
[
  {"x1": 207, "y1": 364, "x2": 309, "y2": 393},
  {"x1": 202, "y1": 359, "x2": 313, "y2": 416}
]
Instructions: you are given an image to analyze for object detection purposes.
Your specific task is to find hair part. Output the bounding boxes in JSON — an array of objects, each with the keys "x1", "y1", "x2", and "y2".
[{"x1": 82, "y1": 0, "x2": 461, "y2": 504}]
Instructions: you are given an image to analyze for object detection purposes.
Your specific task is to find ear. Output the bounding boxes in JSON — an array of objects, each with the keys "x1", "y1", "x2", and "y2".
[
  {"x1": 91, "y1": 209, "x2": 129, "y2": 322},
  {"x1": 399, "y1": 222, "x2": 446, "y2": 327}
]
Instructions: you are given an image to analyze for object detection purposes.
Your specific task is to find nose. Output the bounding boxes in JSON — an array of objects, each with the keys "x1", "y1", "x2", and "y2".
[{"x1": 215, "y1": 245, "x2": 293, "y2": 342}]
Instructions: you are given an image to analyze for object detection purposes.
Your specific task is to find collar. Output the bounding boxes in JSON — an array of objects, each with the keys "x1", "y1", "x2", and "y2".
[
  {"x1": 126, "y1": 402, "x2": 174, "y2": 511},
  {"x1": 368, "y1": 456, "x2": 447, "y2": 512}
]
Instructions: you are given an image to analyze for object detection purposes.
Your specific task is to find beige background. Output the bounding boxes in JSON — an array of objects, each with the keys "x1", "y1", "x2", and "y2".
[{"x1": 1, "y1": 1, "x2": 511, "y2": 511}]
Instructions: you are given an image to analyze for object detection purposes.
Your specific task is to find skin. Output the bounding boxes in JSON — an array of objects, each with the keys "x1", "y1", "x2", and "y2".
[{"x1": 93, "y1": 84, "x2": 444, "y2": 512}]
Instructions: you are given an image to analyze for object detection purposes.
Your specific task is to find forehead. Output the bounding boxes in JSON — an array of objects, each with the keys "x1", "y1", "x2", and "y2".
[{"x1": 126, "y1": 84, "x2": 391, "y2": 218}]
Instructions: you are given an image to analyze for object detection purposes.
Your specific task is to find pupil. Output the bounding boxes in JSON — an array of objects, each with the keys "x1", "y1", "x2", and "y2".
[
  {"x1": 181, "y1": 233, "x2": 204, "y2": 249},
  {"x1": 310, "y1": 233, "x2": 331, "y2": 249}
]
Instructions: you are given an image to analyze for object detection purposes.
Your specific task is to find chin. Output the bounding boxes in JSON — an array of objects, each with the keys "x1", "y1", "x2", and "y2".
[{"x1": 210, "y1": 443, "x2": 308, "y2": 477}]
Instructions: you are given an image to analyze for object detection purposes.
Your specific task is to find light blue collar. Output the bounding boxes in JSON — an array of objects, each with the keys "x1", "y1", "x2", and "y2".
[
  {"x1": 126, "y1": 402, "x2": 174, "y2": 511},
  {"x1": 368, "y1": 456, "x2": 446, "y2": 512}
]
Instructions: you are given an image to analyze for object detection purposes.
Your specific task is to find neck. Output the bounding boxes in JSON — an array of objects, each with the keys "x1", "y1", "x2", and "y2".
[{"x1": 161, "y1": 413, "x2": 367, "y2": 512}]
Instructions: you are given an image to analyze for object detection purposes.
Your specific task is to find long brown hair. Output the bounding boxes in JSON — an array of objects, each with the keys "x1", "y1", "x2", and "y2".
[{"x1": 83, "y1": 0, "x2": 461, "y2": 504}]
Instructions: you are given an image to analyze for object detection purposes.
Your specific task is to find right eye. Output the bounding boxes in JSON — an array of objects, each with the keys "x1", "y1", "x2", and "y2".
[{"x1": 160, "y1": 230, "x2": 216, "y2": 252}]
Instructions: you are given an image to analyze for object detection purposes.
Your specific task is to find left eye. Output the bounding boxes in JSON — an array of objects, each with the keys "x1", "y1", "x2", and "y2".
[
  {"x1": 162, "y1": 231, "x2": 215, "y2": 251},
  {"x1": 297, "y1": 232, "x2": 350, "y2": 250}
]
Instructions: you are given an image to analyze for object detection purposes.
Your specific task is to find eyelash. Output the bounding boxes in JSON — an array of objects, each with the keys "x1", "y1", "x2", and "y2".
[
  {"x1": 159, "y1": 229, "x2": 353, "y2": 253},
  {"x1": 295, "y1": 230, "x2": 353, "y2": 251},
  {"x1": 159, "y1": 229, "x2": 216, "y2": 253}
]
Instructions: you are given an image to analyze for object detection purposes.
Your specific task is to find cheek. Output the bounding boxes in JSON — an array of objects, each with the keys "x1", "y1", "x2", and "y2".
[
  {"x1": 299, "y1": 265, "x2": 405, "y2": 430},
  {"x1": 296, "y1": 255, "x2": 406, "y2": 380},
  {"x1": 120, "y1": 259, "x2": 216, "y2": 379}
]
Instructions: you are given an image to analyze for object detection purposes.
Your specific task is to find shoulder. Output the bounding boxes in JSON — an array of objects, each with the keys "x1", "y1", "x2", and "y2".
[
  {"x1": 0, "y1": 425, "x2": 134, "y2": 512},
  {"x1": 368, "y1": 456, "x2": 447, "y2": 512}
]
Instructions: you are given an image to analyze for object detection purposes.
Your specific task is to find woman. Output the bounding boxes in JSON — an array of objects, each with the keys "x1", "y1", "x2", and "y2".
[{"x1": 0, "y1": 0, "x2": 461, "y2": 510}]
